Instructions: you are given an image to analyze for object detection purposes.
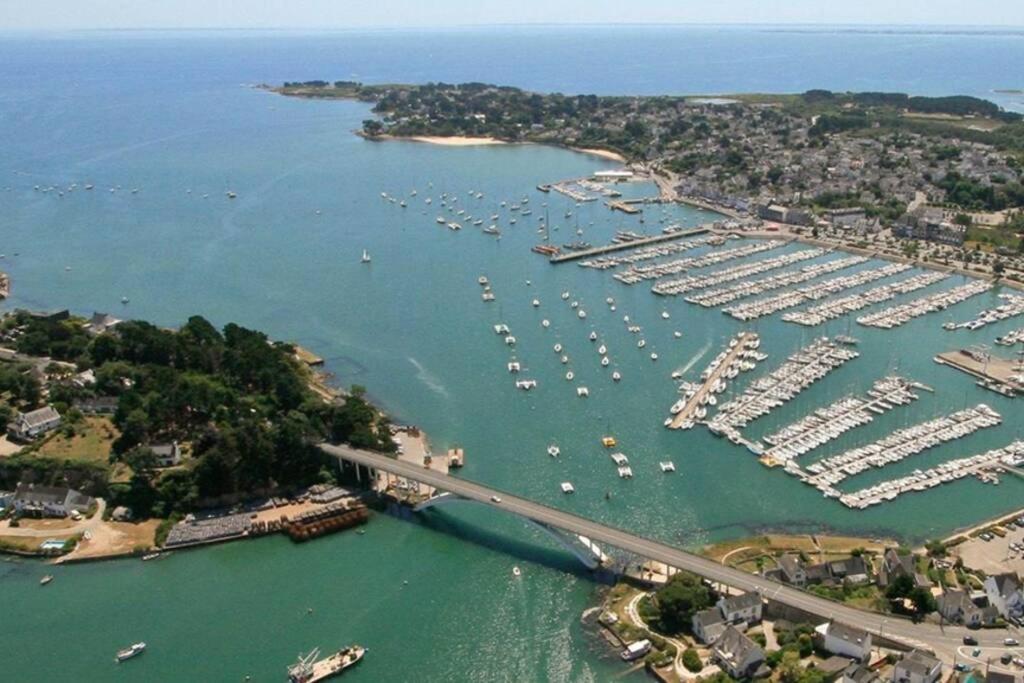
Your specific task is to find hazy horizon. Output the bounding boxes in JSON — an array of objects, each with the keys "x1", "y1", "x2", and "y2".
[{"x1": 2, "y1": 0, "x2": 1023, "y2": 31}]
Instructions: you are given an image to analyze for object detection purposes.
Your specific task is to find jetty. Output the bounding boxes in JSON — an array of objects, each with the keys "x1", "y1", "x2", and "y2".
[
  {"x1": 944, "y1": 293, "x2": 1024, "y2": 331},
  {"x1": 800, "y1": 404, "x2": 1002, "y2": 493},
  {"x1": 666, "y1": 331, "x2": 762, "y2": 429},
  {"x1": 616, "y1": 240, "x2": 782, "y2": 284},
  {"x1": 760, "y1": 376, "x2": 923, "y2": 467},
  {"x1": 781, "y1": 271, "x2": 947, "y2": 327},
  {"x1": 687, "y1": 255, "x2": 867, "y2": 308},
  {"x1": 548, "y1": 226, "x2": 710, "y2": 264},
  {"x1": 607, "y1": 199, "x2": 641, "y2": 214},
  {"x1": 707, "y1": 338, "x2": 859, "y2": 438},
  {"x1": 651, "y1": 247, "x2": 824, "y2": 296},
  {"x1": 838, "y1": 441, "x2": 1024, "y2": 509},
  {"x1": 857, "y1": 279, "x2": 992, "y2": 329},
  {"x1": 935, "y1": 347, "x2": 1023, "y2": 397},
  {"x1": 579, "y1": 234, "x2": 723, "y2": 270}
]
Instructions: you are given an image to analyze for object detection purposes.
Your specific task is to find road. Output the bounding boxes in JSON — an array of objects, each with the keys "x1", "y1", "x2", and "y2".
[{"x1": 322, "y1": 443, "x2": 1012, "y2": 661}]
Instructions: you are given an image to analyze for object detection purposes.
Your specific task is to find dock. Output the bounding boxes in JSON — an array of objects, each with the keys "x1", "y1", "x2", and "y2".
[
  {"x1": 548, "y1": 226, "x2": 711, "y2": 264},
  {"x1": 667, "y1": 331, "x2": 761, "y2": 429},
  {"x1": 292, "y1": 344, "x2": 325, "y2": 367},
  {"x1": 935, "y1": 348, "x2": 1023, "y2": 397},
  {"x1": 607, "y1": 200, "x2": 641, "y2": 214}
]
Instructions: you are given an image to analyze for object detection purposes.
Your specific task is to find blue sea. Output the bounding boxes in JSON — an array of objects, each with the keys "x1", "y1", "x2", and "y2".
[{"x1": 1, "y1": 26, "x2": 1023, "y2": 682}]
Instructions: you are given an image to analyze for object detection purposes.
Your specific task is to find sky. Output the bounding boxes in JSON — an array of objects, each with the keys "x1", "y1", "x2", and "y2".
[{"x1": 1, "y1": 0, "x2": 1023, "y2": 30}]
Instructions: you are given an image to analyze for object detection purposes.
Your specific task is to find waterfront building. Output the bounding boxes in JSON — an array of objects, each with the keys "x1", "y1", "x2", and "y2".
[
  {"x1": 710, "y1": 625, "x2": 767, "y2": 679},
  {"x1": 892, "y1": 650, "x2": 942, "y2": 683},
  {"x1": 83, "y1": 311, "x2": 122, "y2": 336},
  {"x1": 776, "y1": 553, "x2": 807, "y2": 586},
  {"x1": 815, "y1": 622, "x2": 872, "y2": 662},
  {"x1": 693, "y1": 607, "x2": 727, "y2": 644},
  {"x1": 7, "y1": 405, "x2": 62, "y2": 441},
  {"x1": 717, "y1": 591, "x2": 764, "y2": 626},
  {"x1": 877, "y1": 549, "x2": 932, "y2": 590},
  {"x1": 11, "y1": 483, "x2": 94, "y2": 518},
  {"x1": 937, "y1": 589, "x2": 999, "y2": 627},
  {"x1": 984, "y1": 573, "x2": 1024, "y2": 619}
]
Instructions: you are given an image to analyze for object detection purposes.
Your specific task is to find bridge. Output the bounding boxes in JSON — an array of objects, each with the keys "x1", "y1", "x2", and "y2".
[{"x1": 321, "y1": 442, "x2": 1007, "y2": 660}]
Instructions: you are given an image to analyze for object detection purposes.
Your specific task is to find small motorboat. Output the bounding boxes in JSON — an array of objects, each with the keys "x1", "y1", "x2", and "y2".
[
  {"x1": 547, "y1": 444, "x2": 561, "y2": 457},
  {"x1": 116, "y1": 642, "x2": 146, "y2": 663},
  {"x1": 512, "y1": 566, "x2": 522, "y2": 577},
  {"x1": 40, "y1": 575, "x2": 53, "y2": 586}
]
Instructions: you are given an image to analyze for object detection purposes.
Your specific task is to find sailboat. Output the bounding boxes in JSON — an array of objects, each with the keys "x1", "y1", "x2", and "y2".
[{"x1": 361, "y1": 250, "x2": 371, "y2": 263}]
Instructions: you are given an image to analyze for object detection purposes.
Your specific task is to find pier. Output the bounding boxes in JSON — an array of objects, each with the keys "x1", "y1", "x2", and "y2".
[
  {"x1": 607, "y1": 200, "x2": 641, "y2": 214},
  {"x1": 686, "y1": 255, "x2": 867, "y2": 308},
  {"x1": 857, "y1": 280, "x2": 992, "y2": 329},
  {"x1": 666, "y1": 331, "x2": 761, "y2": 429},
  {"x1": 935, "y1": 348, "x2": 1023, "y2": 397},
  {"x1": 781, "y1": 271, "x2": 947, "y2": 327},
  {"x1": 651, "y1": 247, "x2": 824, "y2": 296},
  {"x1": 548, "y1": 226, "x2": 710, "y2": 264},
  {"x1": 617, "y1": 240, "x2": 782, "y2": 284},
  {"x1": 760, "y1": 376, "x2": 923, "y2": 467}
]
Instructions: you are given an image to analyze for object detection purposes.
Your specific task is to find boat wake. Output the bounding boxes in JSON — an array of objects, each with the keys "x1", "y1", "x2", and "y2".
[
  {"x1": 408, "y1": 356, "x2": 450, "y2": 399},
  {"x1": 676, "y1": 341, "x2": 712, "y2": 377}
]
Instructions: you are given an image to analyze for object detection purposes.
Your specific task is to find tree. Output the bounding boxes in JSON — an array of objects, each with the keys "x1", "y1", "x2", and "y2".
[
  {"x1": 362, "y1": 119, "x2": 384, "y2": 136},
  {"x1": 682, "y1": 648, "x2": 703, "y2": 673},
  {"x1": 650, "y1": 572, "x2": 712, "y2": 634},
  {"x1": 113, "y1": 409, "x2": 149, "y2": 455}
]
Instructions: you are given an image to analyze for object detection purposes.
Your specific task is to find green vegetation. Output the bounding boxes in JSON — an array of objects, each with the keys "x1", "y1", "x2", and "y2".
[
  {"x1": 638, "y1": 571, "x2": 712, "y2": 635},
  {"x1": 682, "y1": 647, "x2": 703, "y2": 673},
  {"x1": 0, "y1": 311, "x2": 397, "y2": 519}
]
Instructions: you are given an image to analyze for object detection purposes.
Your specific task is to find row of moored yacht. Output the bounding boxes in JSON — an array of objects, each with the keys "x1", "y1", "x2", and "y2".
[
  {"x1": 780, "y1": 271, "x2": 948, "y2": 327},
  {"x1": 856, "y1": 279, "x2": 992, "y2": 329},
  {"x1": 651, "y1": 248, "x2": 824, "y2": 297},
  {"x1": 687, "y1": 255, "x2": 866, "y2": 308}
]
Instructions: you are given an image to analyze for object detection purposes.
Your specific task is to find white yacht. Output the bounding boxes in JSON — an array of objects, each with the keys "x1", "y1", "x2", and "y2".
[{"x1": 361, "y1": 250, "x2": 371, "y2": 263}]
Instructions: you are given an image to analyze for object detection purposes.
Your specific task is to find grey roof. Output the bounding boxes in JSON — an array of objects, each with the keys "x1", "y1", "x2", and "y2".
[
  {"x1": 18, "y1": 406, "x2": 61, "y2": 428},
  {"x1": 778, "y1": 554, "x2": 804, "y2": 577},
  {"x1": 720, "y1": 591, "x2": 762, "y2": 613},
  {"x1": 991, "y1": 573, "x2": 1022, "y2": 599},
  {"x1": 713, "y1": 625, "x2": 763, "y2": 666},
  {"x1": 897, "y1": 650, "x2": 940, "y2": 677},
  {"x1": 150, "y1": 443, "x2": 179, "y2": 457},
  {"x1": 843, "y1": 662, "x2": 879, "y2": 683},
  {"x1": 826, "y1": 622, "x2": 870, "y2": 647},
  {"x1": 695, "y1": 607, "x2": 726, "y2": 628},
  {"x1": 14, "y1": 483, "x2": 68, "y2": 504},
  {"x1": 828, "y1": 556, "x2": 869, "y2": 577}
]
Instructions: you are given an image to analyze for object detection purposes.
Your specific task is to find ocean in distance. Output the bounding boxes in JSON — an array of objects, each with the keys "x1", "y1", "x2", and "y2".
[{"x1": 1, "y1": 27, "x2": 1023, "y2": 681}]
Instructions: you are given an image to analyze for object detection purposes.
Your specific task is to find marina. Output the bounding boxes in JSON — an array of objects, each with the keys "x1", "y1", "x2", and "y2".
[
  {"x1": 943, "y1": 293, "x2": 1024, "y2": 331},
  {"x1": 665, "y1": 331, "x2": 762, "y2": 430},
  {"x1": 650, "y1": 247, "x2": 826, "y2": 296},
  {"x1": 547, "y1": 226, "x2": 710, "y2": 263},
  {"x1": 724, "y1": 262, "x2": 912, "y2": 321},
  {"x1": 614, "y1": 240, "x2": 781, "y2": 284},
  {"x1": 838, "y1": 441, "x2": 1024, "y2": 509},
  {"x1": 578, "y1": 234, "x2": 722, "y2": 270},
  {"x1": 706, "y1": 337, "x2": 860, "y2": 438},
  {"x1": 685, "y1": 255, "x2": 867, "y2": 308},
  {"x1": 781, "y1": 271, "x2": 948, "y2": 326},
  {"x1": 996, "y1": 328, "x2": 1024, "y2": 346},
  {"x1": 800, "y1": 404, "x2": 1003, "y2": 493},
  {"x1": 760, "y1": 376, "x2": 924, "y2": 466},
  {"x1": 856, "y1": 279, "x2": 993, "y2": 329}
]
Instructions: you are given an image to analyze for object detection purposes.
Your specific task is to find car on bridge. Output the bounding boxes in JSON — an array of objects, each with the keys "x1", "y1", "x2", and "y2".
[{"x1": 490, "y1": 495, "x2": 502, "y2": 503}]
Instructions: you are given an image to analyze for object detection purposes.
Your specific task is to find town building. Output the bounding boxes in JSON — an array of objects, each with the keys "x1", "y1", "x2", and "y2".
[
  {"x1": 717, "y1": 591, "x2": 764, "y2": 626},
  {"x1": 877, "y1": 549, "x2": 931, "y2": 589},
  {"x1": 842, "y1": 662, "x2": 881, "y2": 683},
  {"x1": 815, "y1": 622, "x2": 873, "y2": 662},
  {"x1": 693, "y1": 608, "x2": 727, "y2": 644},
  {"x1": 83, "y1": 311, "x2": 122, "y2": 336},
  {"x1": 984, "y1": 573, "x2": 1024, "y2": 619},
  {"x1": 7, "y1": 406, "x2": 62, "y2": 442},
  {"x1": 937, "y1": 589, "x2": 1000, "y2": 627},
  {"x1": 11, "y1": 483, "x2": 94, "y2": 518},
  {"x1": 710, "y1": 625, "x2": 767, "y2": 679},
  {"x1": 892, "y1": 650, "x2": 942, "y2": 683}
]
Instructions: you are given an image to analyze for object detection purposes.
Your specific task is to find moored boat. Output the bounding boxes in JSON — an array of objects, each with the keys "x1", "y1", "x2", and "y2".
[{"x1": 287, "y1": 645, "x2": 365, "y2": 683}]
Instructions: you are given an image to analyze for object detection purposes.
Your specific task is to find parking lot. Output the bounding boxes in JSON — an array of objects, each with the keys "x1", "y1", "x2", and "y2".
[{"x1": 953, "y1": 516, "x2": 1024, "y2": 578}]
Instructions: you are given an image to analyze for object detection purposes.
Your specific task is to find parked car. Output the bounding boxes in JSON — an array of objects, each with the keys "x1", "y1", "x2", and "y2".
[
  {"x1": 972, "y1": 648, "x2": 982, "y2": 658},
  {"x1": 1001, "y1": 654, "x2": 1013, "y2": 665},
  {"x1": 1004, "y1": 637, "x2": 1019, "y2": 647},
  {"x1": 964, "y1": 636, "x2": 979, "y2": 646}
]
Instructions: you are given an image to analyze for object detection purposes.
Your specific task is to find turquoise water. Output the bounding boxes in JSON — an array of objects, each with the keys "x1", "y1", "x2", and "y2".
[{"x1": 1, "y1": 29, "x2": 1024, "y2": 682}]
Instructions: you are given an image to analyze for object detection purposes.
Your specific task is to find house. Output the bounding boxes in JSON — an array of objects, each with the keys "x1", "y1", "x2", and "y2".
[
  {"x1": 150, "y1": 442, "x2": 182, "y2": 468},
  {"x1": 842, "y1": 662, "x2": 881, "y2": 683},
  {"x1": 985, "y1": 573, "x2": 1024, "y2": 619},
  {"x1": 11, "y1": 483, "x2": 94, "y2": 518},
  {"x1": 877, "y1": 549, "x2": 931, "y2": 589},
  {"x1": 83, "y1": 311, "x2": 122, "y2": 336},
  {"x1": 827, "y1": 556, "x2": 871, "y2": 585},
  {"x1": 778, "y1": 554, "x2": 807, "y2": 586},
  {"x1": 717, "y1": 591, "x2": 763, "y2": 626},
  {"x1": 937, "y1": 589, "x2": 999, "y2": 627},
  {"x1": 892, "y1": 650, "x2": 941, "y2": 683},
  {"x1": 711, "y1": 625, "x2": 767, "y2": 679},
  {"x1": 7, "y1": 406, "x2": 62, "y2": 441},
  {"x1": 828, "y1": 207, "x2": 868, "y2": 227},
  {"x1": 73, "y1": 396, "x2": 119, "y2": 415},
  {"x1": 805, "y1": 562, "x2": 832, "y2": 586},
  {"x1": 815, "y1": 622, "x2": 872, "y2": 662},
  {"x1": 693, "y1": 607, "x2": 728, "y2": 644}
]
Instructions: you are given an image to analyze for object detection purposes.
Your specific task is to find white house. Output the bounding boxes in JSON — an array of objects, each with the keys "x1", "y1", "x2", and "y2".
[
  {"x1": 7, "y1": 406, "x2": 62, "y2": 441},
  {"x1": 693, "y1": 607, "x2": 727, "y2": 644},
  {"x1": 150, "y1": 442, "x2": 182, "y2": 468},
  {"x1": 717, "y1": 591, "x2": 764, "y2": 626},
  {"x1": 892, "y1": 650, "x2": 941, "y2": 683},
  {"x1": 12, "y1": 483, "x2": 94, "y2": 518},
  {"x1": 937, "y1": 589, "x2": 999, "y2": 627},
  {"x1": 816, "y1": 622, "x2": 872, "y2": 662},
  {"x1": 985, "y1": 573, "x2": 1024, "y2": 619}
]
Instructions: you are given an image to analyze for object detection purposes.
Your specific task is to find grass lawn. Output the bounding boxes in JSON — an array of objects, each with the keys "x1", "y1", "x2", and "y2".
[{"x1": 36, "y1": 416, "x2": 118, "y2": 464}]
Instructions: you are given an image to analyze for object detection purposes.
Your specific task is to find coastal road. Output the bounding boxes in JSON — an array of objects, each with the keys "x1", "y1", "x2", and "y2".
[{"x1": 322, "y1": 443, "x2": 1011, "y2": 661}]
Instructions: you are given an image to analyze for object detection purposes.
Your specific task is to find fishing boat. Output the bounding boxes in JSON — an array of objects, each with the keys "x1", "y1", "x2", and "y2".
[
  {"x1": 287, "y1": 646, "x2": 365, "y2": 683},
  {"x1": 115, "y1": 643, "x2": 146, "y2": 663}
]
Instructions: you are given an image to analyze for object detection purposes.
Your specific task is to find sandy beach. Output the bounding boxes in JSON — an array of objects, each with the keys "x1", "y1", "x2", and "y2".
[
  {"x1": 407, "y1": 135, "x2": 506, "y2": 146},
  {"x1": 572, "y1": 147, "x2": 627, "y2": 163}
]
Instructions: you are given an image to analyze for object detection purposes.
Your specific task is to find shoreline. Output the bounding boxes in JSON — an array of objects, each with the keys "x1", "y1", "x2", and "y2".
[{"x1": 358, "y1": 131, "x2": 629, "y2": 164}]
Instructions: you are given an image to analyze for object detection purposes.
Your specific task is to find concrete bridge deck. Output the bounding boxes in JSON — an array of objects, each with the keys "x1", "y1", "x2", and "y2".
[{"x1": 322, "y1": 442, "x2": 1009, "y2": 660}]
